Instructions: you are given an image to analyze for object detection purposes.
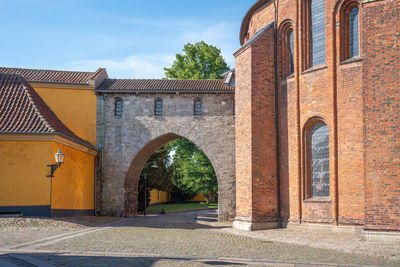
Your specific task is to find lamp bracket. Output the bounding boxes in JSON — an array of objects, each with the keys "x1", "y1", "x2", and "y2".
[{"x1": 47, "y1": 164, "x2": 59, "y2": 178}]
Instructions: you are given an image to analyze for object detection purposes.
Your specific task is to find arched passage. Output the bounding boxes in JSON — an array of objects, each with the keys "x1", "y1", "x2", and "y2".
[
  {"x1": 97, "y1": 91, "x2": 235, "y2": 222},
  {"x1": 124, "y1": 133, "x2": 234, "y2": 221}
]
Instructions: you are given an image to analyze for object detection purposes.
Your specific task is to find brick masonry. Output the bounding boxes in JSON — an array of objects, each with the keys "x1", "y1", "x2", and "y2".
[
  {"x1": 234, "y1": 23, "x2": 279, "y2": 229},
  {"x1": 234, "y1": 0, "x2": 400, "y2": 231},
  {"x1": 97, "y1": 93, "x2": 236, "y2": 221}
]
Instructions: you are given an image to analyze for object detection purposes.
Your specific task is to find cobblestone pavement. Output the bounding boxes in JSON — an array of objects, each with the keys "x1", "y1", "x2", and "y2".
[
  {"x1": 0, "y1": 211, "x2": 399, "y2": 266},
  {"x1": 0, "y1": 216, "x2": 122, "y2": 251}
]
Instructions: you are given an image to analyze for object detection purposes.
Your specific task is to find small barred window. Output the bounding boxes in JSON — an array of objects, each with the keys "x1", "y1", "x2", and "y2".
[
  {"x1": 115, "y1": 99, "x2": 123, "y2": 116},
  {"x1": 194, "y1": 100, "x2": 202, "y2": 116},
  {"x1": 155, "y1": 99, "x2": 163, "y2": 116}
]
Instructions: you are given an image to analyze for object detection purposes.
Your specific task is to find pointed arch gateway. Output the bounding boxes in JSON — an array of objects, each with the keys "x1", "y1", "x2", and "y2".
[{"x1": 124, "y1": 132, "x2": 234, "y2": 221}]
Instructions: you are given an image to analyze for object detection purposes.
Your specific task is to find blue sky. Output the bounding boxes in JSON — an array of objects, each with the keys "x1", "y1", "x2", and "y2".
[{"x1": 1, "y1": 0, "x2": 255, "y2": 78}]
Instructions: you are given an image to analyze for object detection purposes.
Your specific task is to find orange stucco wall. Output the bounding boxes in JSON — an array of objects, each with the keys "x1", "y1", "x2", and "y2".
[
  {"x1": 34, "y1": 86, "x2": 97, "y2": 145},
  {"x1": 0, "y1": 139, "x2": 95, "y2": 212},
  {"x1": 51, "y1": 142, "x2": 95, "y2": 211},
  {"x1": 0, "y1": 140, "x2": 52, "y2": 206}
]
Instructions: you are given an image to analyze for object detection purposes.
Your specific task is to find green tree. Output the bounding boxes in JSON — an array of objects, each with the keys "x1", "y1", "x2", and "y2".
[
  {"x1": 167, "y1": 139, "x2": 218, "y2": 203},
  {"x1": 164, "y1": 41, "x2": 230, "y2": 80}
]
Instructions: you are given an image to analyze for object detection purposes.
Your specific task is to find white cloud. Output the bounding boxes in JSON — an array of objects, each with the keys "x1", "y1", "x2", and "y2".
[
  {"x1": 65, "y1": 54, "x2": 175, "y2": 79},
  {"x1": 64, "y1": 21, "x2": 240, "y2": 78}
]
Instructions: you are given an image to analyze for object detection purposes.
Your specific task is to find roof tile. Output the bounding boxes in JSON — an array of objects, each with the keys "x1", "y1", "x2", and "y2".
[
  {"x1": 0, "y1": 73, "x2": 92, "y2": 147},
  {"x1": 95, "y1": 79, "x2": 234, "y2": 93},
  {"x1": 0, "y1": 67, "x2": 100, "y2": 85}
]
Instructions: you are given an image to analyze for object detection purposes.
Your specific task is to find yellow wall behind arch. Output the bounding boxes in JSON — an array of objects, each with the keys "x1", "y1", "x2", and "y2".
[
  {"x1": 149, "y1": 189, "x2": 207, "y2": 204},
  {"x1": 150, "y1": 189, "x2": 170, "y2": 204}
]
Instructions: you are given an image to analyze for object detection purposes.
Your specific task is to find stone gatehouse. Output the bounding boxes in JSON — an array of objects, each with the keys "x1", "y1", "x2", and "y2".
[{"x1": 95, "y1": 79, "x2": 236, "y2": 221}]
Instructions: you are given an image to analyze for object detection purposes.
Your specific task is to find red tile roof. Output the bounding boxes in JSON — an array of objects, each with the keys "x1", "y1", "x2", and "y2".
[
  {"x1": 0, "y1": 67, "x2": 103, "y2": 85},
  {"x1": 0, "y1": 73, "x2": 92, "y2": 147},
  {"x1": 95, "y1": 79, "x2": 235, "y2": 93}
]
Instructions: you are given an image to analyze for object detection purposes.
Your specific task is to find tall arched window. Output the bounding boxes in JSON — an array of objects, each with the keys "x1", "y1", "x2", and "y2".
[
  {"x1": 309, "y1": 122, "x2": 330, "y2": 197},
  {"x1": 115, "y1": 98, "x2": 123, "y2": 116},
  {"x1": 155, "y1": 99, "x2": 163, "y2": 116},
  {"x1": 310, "y1": 0, "x2": 326, "y2": 67},
  {"x1": 288, "y1": 29, "x2": 295, "y2": 75},
  {"x1": 194, "y1": 100, "x2": 202, "y2": 116},
  {"x1": 349, "y1": 7, "x2": 359, "y2": 58}
]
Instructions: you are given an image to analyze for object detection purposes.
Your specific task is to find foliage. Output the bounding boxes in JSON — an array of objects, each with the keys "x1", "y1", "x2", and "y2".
[
  {"x1": 164, "y1": 41, "x2": 230, "y2": 80},
  {"x1": 141, "y1": 145, "x2": 174, "y2": 192},
  {"x1": 170, "y1": 184, "x2": 196, "y2": 203},
  {"x1": 139, "y1": 138, "x2": 218, "y2": 204},
  {"x1": 167, "y1": 138, "x2": 218, "y2": 203}
]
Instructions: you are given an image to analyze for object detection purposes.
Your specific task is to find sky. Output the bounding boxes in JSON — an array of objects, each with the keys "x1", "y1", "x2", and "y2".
[{"x1": 1, "y1": 0, "x2": 255, "y2": 79}]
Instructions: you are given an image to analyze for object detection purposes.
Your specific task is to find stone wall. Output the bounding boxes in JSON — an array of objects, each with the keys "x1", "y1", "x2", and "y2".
[{"x1": 96, "y1": 92, "x2": 236, "y2": 221}]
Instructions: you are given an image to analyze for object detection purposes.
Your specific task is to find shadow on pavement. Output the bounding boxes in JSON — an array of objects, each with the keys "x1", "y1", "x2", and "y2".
[
  {"x1": 115, "y1": 210, "x2": 230, "y2": 230},
  {"x1": 0, "y1": 252, "x2": 246, "y2": 267}
]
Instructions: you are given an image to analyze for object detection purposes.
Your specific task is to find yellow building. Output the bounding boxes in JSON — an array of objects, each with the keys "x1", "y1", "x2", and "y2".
[
  {"x1": 149, "y1": 189, "x2": 207, "y2": 205},
  {"x1": 149, "y1": 189, "x2": 171, "y2": 204},
  {"x1": 0, "y1": 67, "x2": 106, "y2": 217}
]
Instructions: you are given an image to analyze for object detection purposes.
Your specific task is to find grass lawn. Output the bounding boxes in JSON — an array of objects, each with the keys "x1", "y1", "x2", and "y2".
[{"x1": 147, "y1": 203, "x2": 218, "y2": 212}]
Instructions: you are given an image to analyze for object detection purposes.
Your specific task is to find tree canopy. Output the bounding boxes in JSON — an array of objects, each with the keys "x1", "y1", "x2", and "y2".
[
  {"x1": 164, "y1": 41, "x2": 230, "y2": 80},
  {"x1": 167, "y1": 139, "x2": 218, "y2": 202}
]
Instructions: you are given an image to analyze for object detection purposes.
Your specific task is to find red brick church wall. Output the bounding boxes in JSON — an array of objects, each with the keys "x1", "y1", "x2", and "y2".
[{"x1": 235, "y1": 0, "x2": 399, "y2": 231}]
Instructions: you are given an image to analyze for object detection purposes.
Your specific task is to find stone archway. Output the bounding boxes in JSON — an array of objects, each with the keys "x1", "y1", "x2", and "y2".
[
  {"x1": 124, "y1": 132, "x2": 233, "y2": 221},
  {"x1": 98, "y1": 92, "x2": 235, "y2": 222}
]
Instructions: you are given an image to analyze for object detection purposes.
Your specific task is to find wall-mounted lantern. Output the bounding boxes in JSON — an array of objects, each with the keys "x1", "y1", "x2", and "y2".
[{"x1": 47, "y1": 148, "x2": 65, "y2": 178}]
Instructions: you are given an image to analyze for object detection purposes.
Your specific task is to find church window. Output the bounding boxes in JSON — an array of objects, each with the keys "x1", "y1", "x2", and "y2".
[
  {"x1": 308, "y1": 122, "x2": 330, "y2": 198},
  {"x1": 340, "y1": 2, "x2": 360, "y2": 61},
  {"x1": 349, "y1": 7, "x2": 359, "y2": 58},
  {"x1": 288, "y1": 29, "x2": 295, "y2": 75},
  {"x1": 310, "y1": 0, "x2": 326, "y2": 67}
]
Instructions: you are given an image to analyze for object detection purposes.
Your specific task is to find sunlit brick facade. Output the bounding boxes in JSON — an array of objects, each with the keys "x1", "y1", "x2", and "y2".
[{"x1": 233, "y1": 0, "x2": 400, "y2": 237}]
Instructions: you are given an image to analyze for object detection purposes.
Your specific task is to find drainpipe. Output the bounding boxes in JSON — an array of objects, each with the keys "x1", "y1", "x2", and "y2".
[
  {"x1": 94, "y1": 152, "x2": 97, "y2": 215},
  {"x1": 100, "y1": 93, "x2": 105, "y2": 215},
  {"x1": 274, "y1": 0, "x2": 282, "y2": 228}
]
